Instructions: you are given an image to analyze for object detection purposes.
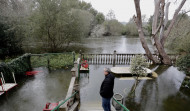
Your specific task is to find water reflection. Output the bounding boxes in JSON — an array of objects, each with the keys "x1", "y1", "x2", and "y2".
[
  {"x1": 125, "y1": 66, "x2": 188, "y2": 111},
  {"x1": 70, "y1": 36, "x2": 154, "y2": 53},
  {"x1": 0, "y1": 67, "x2": 71, "y2": 111},
  {"x1": 79, "y1": 65, "x2": 189, "y2": 111}
]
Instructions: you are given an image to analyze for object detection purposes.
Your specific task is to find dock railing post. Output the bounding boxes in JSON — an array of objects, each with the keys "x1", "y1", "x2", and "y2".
[
  {"x1": 79, "y1": 50, "x2": 82, "y2": 59},
  {"x1": 113, "y1": 50, "x2": 116, "y2": 67},
  {"x1": 47, "y1": 56, "x2": 50, "y2": 69},
  {"x1": 72, "y1": 51, "x2": 75, "y2": 64}
]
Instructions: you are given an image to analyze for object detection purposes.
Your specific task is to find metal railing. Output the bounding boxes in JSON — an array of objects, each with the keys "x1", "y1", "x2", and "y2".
[
  {"x1": 112, "y1": 97, "x2": 130, "y2": 111},
  {"x1": 51, "y1": 91, "x2": 78, "y2": 111}
]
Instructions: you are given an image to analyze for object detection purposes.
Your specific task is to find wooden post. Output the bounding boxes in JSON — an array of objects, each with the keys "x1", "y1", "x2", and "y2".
[
  {"x1": 113, "y1": 50, "x2": 116, "y2": 67},
  {"x1": 28, "y1": 54, "x2": 32, "y2": 71},
  {"x1": 79, "y1": 50, "x2": 82, "y2": 59},
  {"x1": 76, "y1": 58, "x2": 80, "y2": 80},
  {"x1": 12, "y1": 72, "x2": 16, "y2": 84},
  {"x1": 47, "y1": 57, "x2": 50, "y2": 69},
  {"x1": 72, "y1": 51, "x2": 75, "y2": 64}
]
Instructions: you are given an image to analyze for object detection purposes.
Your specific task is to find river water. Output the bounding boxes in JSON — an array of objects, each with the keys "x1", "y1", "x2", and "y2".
[
  {"x1": 78, "y1": 36, "x2": 190, "y2": 111},
  {"x1": 71, "y1": 36, "x2": 154, "y2": 53},
  {"x1": 0, "y1": 36, "x2": 189, "y2": 111}
]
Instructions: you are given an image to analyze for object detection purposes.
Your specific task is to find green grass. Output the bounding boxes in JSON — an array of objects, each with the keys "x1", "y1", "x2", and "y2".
[{"x1": 31, "y1": 53, "x2": 79, "y2": 69}]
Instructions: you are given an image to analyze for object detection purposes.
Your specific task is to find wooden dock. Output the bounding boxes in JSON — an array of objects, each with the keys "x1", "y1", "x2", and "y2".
[
  {"x1": 80, "y1": 102, "x2": 116, "y2": 111},
  {"x1": 0, "y1": 72, "x2": 17, "y2": 95},
  {"x1": 110, "y1": 67, "x2": 152, "y2": 74},
  {"x1": 0, "y1": 83, "x2": 17, "y2": 92},
  {"x1": 0, "y1": 92, "x2": 4, "y2": 96}
]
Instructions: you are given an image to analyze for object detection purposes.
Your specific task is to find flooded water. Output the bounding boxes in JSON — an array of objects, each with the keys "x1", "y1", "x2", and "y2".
[
  {"x1": 77, "y1": 36, "x2": 189, "y2": 110},
  {"x1": 79, "y1": 65, "x2": 189, "y2": 111},
  {"x1": 0, "y1": 36, "x2": 189, "y2": 111},
  {"x1": 71, "y1": 36, "x2": 154, "y2": 53},
  {"x1": 0, "y1": 67, "x2": 72, "y2": 111}
]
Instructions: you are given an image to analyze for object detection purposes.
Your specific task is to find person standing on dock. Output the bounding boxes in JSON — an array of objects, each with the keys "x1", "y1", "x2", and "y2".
[{"x1": 100, "y1": 68, "x2": 115, "y2": 111}]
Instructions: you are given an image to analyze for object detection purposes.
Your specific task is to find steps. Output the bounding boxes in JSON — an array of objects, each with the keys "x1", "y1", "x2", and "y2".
[
  {"x1": 79, "y1": 102, "x2": 116, "y2": 111},
  {"x1": 68, "y1": 101, "x2": 79, "y2": 111}
]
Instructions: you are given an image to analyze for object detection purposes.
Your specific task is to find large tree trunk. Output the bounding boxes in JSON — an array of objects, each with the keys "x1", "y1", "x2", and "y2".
[
  {"x1": 151, "y1": 0, "x2": 172, "y2": 65},
  {"x1": 133, "y1": 0, "x2": 160, "y2": 64},
  {"x1": 151, "y1": 0, "x2": 161, "y2": 52}
]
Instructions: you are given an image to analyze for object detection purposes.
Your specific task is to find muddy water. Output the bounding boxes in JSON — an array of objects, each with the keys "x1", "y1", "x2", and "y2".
[
  {"x1": 79, "y1": 65, "x2": 190, "y2": 111},
  {"x1": 0, "y1": 67, "x2": 72, "y2": 111},
  {"x1": 77, "y1": 35, "x2": 189, "y2": 111},
  {"x1": 0, "y1": 36, "x2": 189, "y2": 111}
]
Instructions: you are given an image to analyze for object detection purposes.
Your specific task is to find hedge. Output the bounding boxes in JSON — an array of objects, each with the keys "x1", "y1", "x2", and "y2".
[{"x1": 0, "y1": 53, "x2": 31, "y2": 82}]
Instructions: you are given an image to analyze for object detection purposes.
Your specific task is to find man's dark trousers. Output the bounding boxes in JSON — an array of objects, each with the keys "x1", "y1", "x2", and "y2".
[{"x1": 102, "y1": 97, "x2": 111, "y2": 111}]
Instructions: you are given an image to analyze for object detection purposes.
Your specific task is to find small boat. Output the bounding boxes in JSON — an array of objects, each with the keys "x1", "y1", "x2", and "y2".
[
  {"x1": 25, "y1": 71, "x2": 42, "y2": 76},
  {"x1": 81, "y1": 60, "x2": 89, "y2": 68},
  {"x1": 43, "y1": 102, "x2": 59, "y2": 111},
  {"x1": 80, "y1": 59, "x2": 89, "y2": 73}
]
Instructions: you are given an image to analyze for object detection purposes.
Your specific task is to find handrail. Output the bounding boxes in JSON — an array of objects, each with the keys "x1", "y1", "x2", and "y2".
[
  {"x1": 51, "y1": 91, "x2": 78, "y2": 111},
  {"x1": 31, "y1": 52, "x2": 73, "y2": 56},
  {"x1": 112, "y1": 97, "x2": 130, "y2": 111}
]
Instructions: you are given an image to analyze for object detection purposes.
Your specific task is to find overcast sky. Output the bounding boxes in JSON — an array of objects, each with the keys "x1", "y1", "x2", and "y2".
[{"x1": 81, "y1": 0, "x2": 190, "y2": 22}]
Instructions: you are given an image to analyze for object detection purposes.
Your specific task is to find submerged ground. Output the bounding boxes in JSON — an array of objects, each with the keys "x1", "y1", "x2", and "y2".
[{"x1": 0, "y1": 36, "x2": 189, "y2": 111}]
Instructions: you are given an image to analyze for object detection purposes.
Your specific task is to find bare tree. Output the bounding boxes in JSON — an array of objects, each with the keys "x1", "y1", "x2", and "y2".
[{"x1": 133, "y1": 0, "x2": 187, "y2": 65}]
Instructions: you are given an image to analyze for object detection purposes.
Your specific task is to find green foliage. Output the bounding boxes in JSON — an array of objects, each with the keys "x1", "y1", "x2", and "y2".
[
  {"x1": 181, "y1": 78, "x2": 190, "y2": 88},
  {"x1": 0, "y1": 54, "x2": 31, "y2": 82},
  {"x1": 176, "y1": 55, "x2": 190, "y2": 76},
  {"x1": 165, "y1": 16, "x2": 190, "y2": 53},
  {"x1": 130, "y1": 55, "x2": 149, "y2": 77},
  {"x1": 22, "y1": 0, "x2": 102, "y2": 53},
  {"x1": 31, "y1": 53, "x2": 79, "y2": 69},
  {"x1": 71, "y1": 9, "x2": 94, "y2": 37},
  {"x1": 96, "y1": 13, "x2": 105, "y2": 24},
  {"x1": 103, "y1": 19, "x2": 124, "y2": 36},
  {"x1": 166, "y1": 15, "x2": 190, "y2": 89},
  {"x1": 122, "y1": 18, "x2": 139, "y2": 36},
  {"x1": 0, "y1": 16, "x2": 23, "y2": 60},
  {"x1": 1, "y1": 0, "x2": 104, "y2": 54}
]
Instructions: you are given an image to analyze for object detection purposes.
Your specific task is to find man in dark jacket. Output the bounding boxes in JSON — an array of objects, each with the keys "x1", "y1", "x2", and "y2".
[{"x1": 100, "y1": 68, "x2": 115, "y2": 111}]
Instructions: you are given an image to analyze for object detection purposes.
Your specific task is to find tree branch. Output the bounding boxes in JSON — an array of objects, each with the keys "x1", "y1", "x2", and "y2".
[
  {"x1": 133, "y1": 0, "x2": 160, "y2": 64},
  {"x1": 176, "y1": 10, "x2": 190, "y2": 26},
  {"x1": 161, "y1": 0, "x2": 187, "y2": 45},
  {"x1": 159, "y1": 2, "x2": 170, "y2": 41}
]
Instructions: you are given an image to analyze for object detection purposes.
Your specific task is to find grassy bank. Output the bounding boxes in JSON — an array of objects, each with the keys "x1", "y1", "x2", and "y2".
[{"x1": 30, "y1": 53, "x2": 79, "y2": 70}]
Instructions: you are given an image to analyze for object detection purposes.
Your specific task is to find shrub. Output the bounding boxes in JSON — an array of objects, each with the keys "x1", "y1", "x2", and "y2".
[
  {"x1": 176, "y1": 55, "x2": 190, "y2": 76},
  {"x1": 0, "y1": 54, "x2": 31, "y2": 82},
  {"x1": 130, "y1": 55, "x2": 149, "y2": 78}
]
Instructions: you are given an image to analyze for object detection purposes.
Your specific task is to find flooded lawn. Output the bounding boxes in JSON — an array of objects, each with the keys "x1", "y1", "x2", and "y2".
[{"x1": 0, "y1": 67, "x2": 72, "y2": 111}]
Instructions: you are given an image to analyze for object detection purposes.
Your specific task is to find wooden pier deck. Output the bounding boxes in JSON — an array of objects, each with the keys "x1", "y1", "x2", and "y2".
[
  {"x1": 0, "y1": 92, "x2": 4, "y2": 96},
  {"x1": 110, "y1": 67, "x2": 152, "y2": 74},
  {"x1": 0, "y1": 83, "x2": 17, "y2": 92},
  {"x1": 80, "y1": 102, "x2": 116, "y2": 111}
]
